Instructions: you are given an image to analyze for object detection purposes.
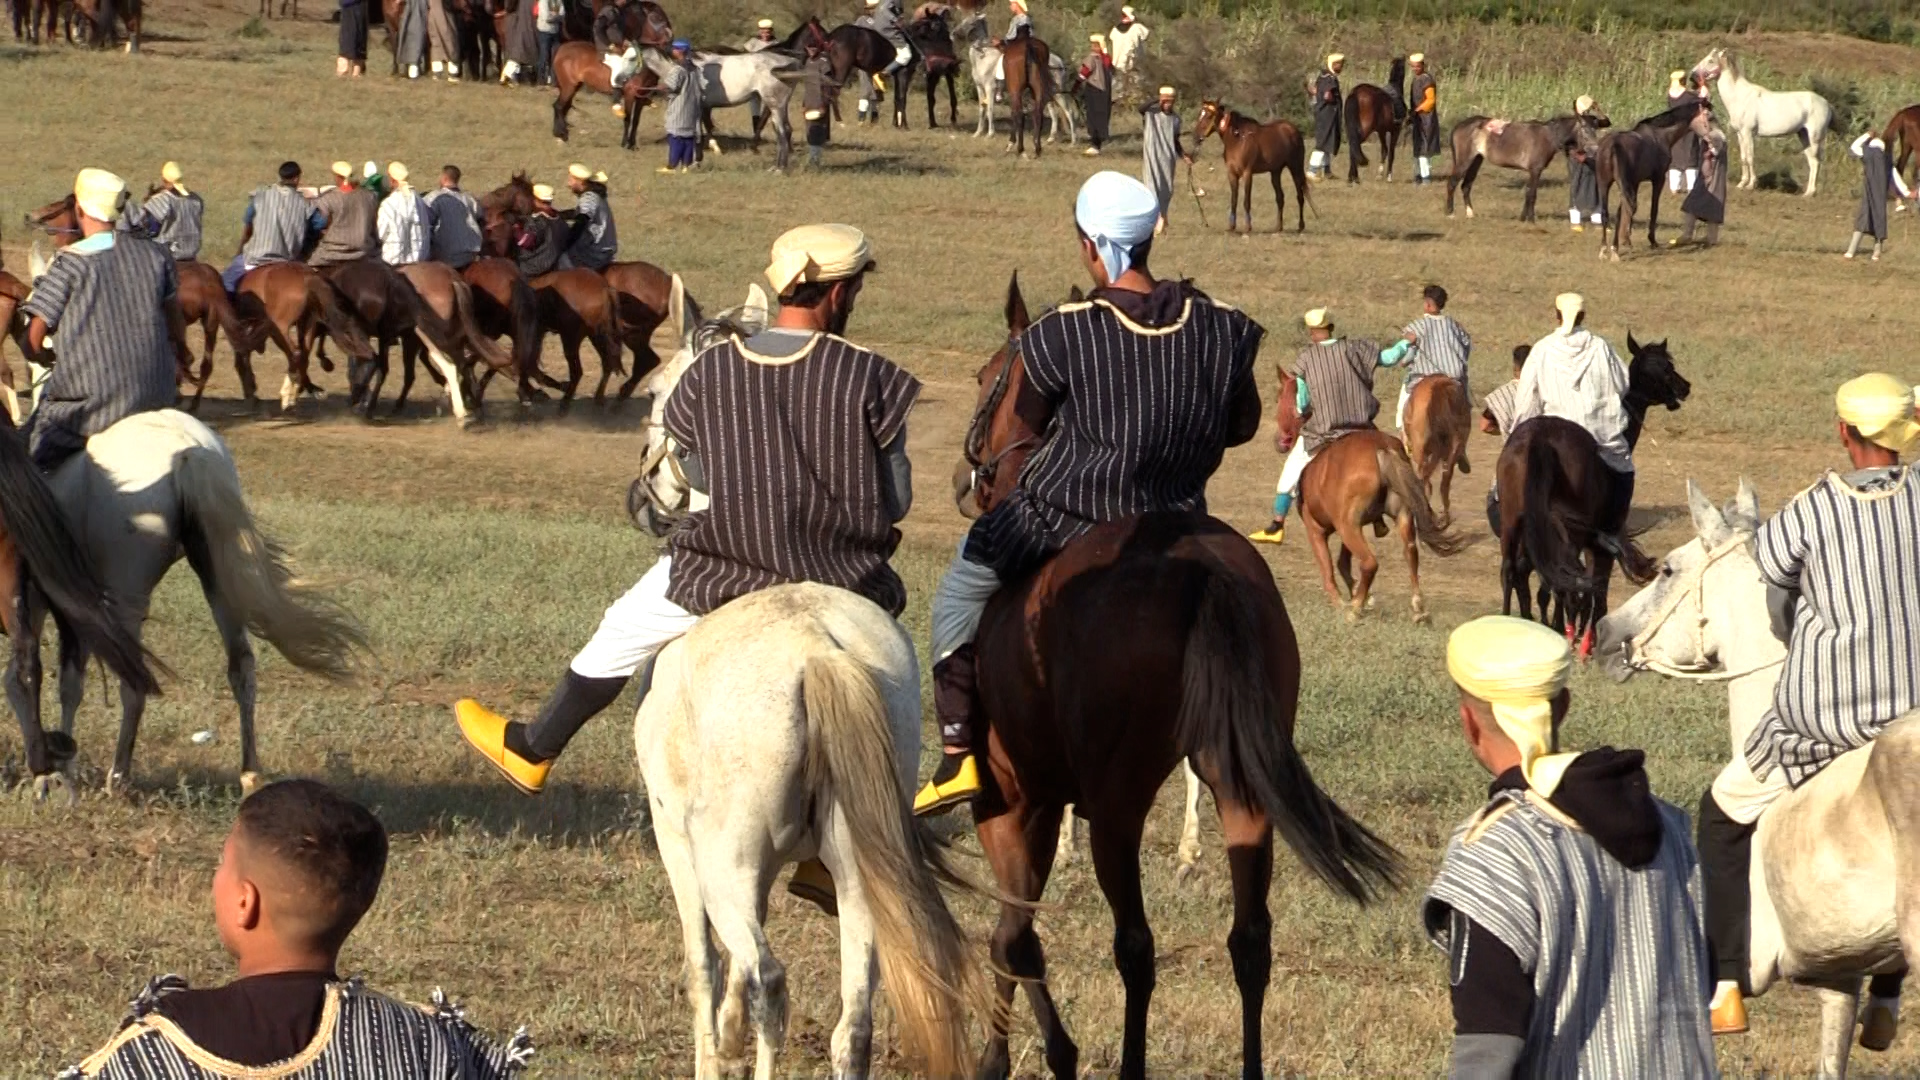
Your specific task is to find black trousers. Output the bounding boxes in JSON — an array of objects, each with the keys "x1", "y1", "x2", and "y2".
[
  {"x1": 1083, "y1": 86, "x2": 1110, "y2": 148},
  {"x1": 338, "y1": 0, "x2": 368, "y2": 60}
]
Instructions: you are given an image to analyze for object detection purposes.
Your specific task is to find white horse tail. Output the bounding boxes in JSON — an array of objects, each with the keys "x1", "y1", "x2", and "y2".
[
  {"x1": 172, "y1": 447, "x2": 366, "y2": 680},
  {"x1": 801, "y1": 649, "x2": 985, "y2": 1079}
]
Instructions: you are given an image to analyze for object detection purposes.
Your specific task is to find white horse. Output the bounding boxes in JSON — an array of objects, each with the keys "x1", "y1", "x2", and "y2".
[
  {"x1": 629, "y1": 288, "x2": 984, "y2": 1079},
  {"x1": 1693, "y1": 48, "x2": 1832, "y2": 196},
  {"x1": 688, "y1": 49, "x2": 800, "y2": 171},
  {"x1": 956, "y1": 15, "x2": 1077, "y2": 147},
  {"x1": 1596, "y1": 479, "x2": 1919, "y2": 1080},
  {"x1": 26, "y1": 409, "x2": 364, "y2": 793}
]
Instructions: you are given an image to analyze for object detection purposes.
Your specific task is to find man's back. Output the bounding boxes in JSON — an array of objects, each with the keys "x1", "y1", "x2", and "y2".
[
  {"x1": 310, "y1": 187, "x2": 379, "y2": 267},
  {"x1": 424, "y1": 187, "x2": 483, "y2": 267},
  {"x1": 1404, "y1": 312, "x2": 1469, "y2": 384},
  {"x1": 517, "y1": 214, "x2": 564, "y2": 277},
  {"x1": 566, "y1": 190, "x2": 617, "y2": 270},
  {"x1": 1517, "y1": 328, "x2": 1631, "y2": 471},
  {"x1": 662, "y1": 330, "x2": 921, "y2": 618},
  {"x1": 142, "y1": 190, "x2": 204, "y2": 261},
  {"x1": 1296, "y1": 338, "x2": 1381, "y2": 452},
  {"x1": 245, "y1": 184, "x2": 312, "y2": 266}
]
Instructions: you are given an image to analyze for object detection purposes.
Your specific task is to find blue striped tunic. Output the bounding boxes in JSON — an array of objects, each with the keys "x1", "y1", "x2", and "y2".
[
  {"x1": 244, "y1": 184, "x2": 316, "y2": 266},
  {"x1": 1746, "y1": 466, "x2": 1920, "y2": 786},
  {"x1": 1425, "y1": 791, "x2": 1717, "y2": 1079}
]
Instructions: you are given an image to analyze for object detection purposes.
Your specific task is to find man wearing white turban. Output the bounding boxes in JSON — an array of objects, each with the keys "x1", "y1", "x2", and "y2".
[
  {"x1": 1426, "y1": 616, "x2": 1715, "y2": 1078},
  {"x1": 915, "y1": 171, "x2": 1265, "y2": 813},
  {"x1": 1138, "y1": 85, "x2": 1192, "y2": 221},
  {"x1": 1695, "y1": 373, "x2": 1920, "y2": 1037},
  {"x1": 21, "y1": 169, "x2": 186, "y2": 472}
]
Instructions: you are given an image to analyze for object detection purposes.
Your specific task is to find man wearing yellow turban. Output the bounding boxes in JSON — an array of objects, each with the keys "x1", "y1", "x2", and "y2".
[
  {"x1": 124, "y1": 161, "x2": 205, "y2": 262},
  {"x1": 1305, "y1": 53, "x2": 1345, "y2": 179},
  {"x1": 1425, "y1": 616, "x2": 1715, "y2": 1077},
  {"x1": 1696, "y1": 372, "x2": 1920, "y2": 1036}
]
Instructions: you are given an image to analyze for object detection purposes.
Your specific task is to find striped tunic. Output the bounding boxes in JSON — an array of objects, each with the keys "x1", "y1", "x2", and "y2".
[
  {"x1": 19, "y1": 235, "x2": 179, "y2": 466},
  {"x1": 663, "y1": 332, "x2": 922, "y2": 617},
  {"x1": 244, "y1": 183, "x2": 315, "y2": 266},
  {"x1": 1425, "y1": 791, "x2": 1716, "y2": 1079},
  {"x1": 309, "y1": 186, "x2": 380, "y2": 269},
  {"x1": 964, "y1": 288, "x2": 1263, "y2": 578},
  {"x1": 564, "y1": 190, "x2": 617, "y2": 271},
  {"x1": 423, "y1": 187, "x2": 484, "y2": 269},
  {"x1": 1402, "y1": 312, "x2": 1470, "y2": 388},
  {"x1": 63, "y1": 975, "x2": 530, "y2": 1079},
  {"x1": 1295, "y1": 339, "x2": 1381, "y2": 453},
  {"x1": 131, "y1": 190, "x2": 204, "y2": 261},
  {"x1": 1482, "y1": 378, "x2": 1520, "y2": 435},
  {"x1": 1746, "y1": 466, "x2": 1920, "y2": 786}
]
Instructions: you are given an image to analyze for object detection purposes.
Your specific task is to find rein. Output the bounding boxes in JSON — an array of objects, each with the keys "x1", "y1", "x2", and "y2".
[
  {"x1": 1623, "y1": 535, "x2": 1785, "y2": 682},
  {"x1": 962, "y1": 334, "x2": 1035, "y2": 500}
]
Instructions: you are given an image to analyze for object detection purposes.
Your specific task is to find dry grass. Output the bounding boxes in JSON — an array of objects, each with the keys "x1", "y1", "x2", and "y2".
[{"x1": 2, "y1": 8, "x2": 1920, "y2": 1077}]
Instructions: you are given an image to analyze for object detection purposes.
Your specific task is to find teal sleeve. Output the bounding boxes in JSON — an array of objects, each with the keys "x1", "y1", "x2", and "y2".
[
  {"x1": 1295, "y1": 378, "x2": 1310, "y2": 413},
  {"x1": 1380, "y1": 339, "x2": 1412, "y2": 367}
]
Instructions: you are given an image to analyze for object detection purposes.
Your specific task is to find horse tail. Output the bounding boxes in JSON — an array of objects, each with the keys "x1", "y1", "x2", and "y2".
[
  {"x1": 205, "y1": 274, "x2": 253, "y2": 356},
  {"x1": 1344, "y1": 94, "x2": 1366, "y2": 167},
  {"x1": 0, "y1": 424, "x2": 161, "y2": 695},
  {"x1": 802, "y1": 649, "x2": 986, "y2": 1078},
  {"x1": 1177, "y1": 568, "x2": 1403, "y2": 902},
  {"x1": 307, "y1": 273, "x2": 372, "y2": 361},
  {"x1": 510, "y1": 274, "x2": 542, "y2": 382},
  {"x1": 451, "y1": 276, "x2": 511, "y2": 372},
  {"x1": 1435, "y1": 378, "x2": 1470, "y2": 474},
  {"x1": 1378, "y1": 445, "x2": 1470, "y2": 555},
  {"x1": 601, "y1": 277, "x2": 627, "y2": 376},
  {"x1": 172, "y1": 446, "x2": 365, "y2": 680},
  {"x1": 1520, "y1": 435, "x2": 1597, "y2": 601}
]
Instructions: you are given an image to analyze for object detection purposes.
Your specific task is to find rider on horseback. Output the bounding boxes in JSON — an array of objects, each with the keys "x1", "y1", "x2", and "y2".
[
  {"x1": 863, "y1": 0, "x2": 912, "y2": 98},
  {"x1": 20, "y1": 168, "x2": 186, "y2": 474},
  {"x1": 1250, "y1": 307, "x2": 1412, "y2": 544},
  {"x1": 1698, "y1": 373, "x2": 1920, "y2": 1038},
  {"x1": 1510, "y1": 293, "x2": 1634, "y2": 539},
  {"x1": 592, "y1": 0, "x2": 638, "y2": 84},
  {"x1": 913, "y1": 171, "x2": 1265, "y2": 814},
  {"x1": 223, "y1": 161, "x2": 327, "y2": 296}
]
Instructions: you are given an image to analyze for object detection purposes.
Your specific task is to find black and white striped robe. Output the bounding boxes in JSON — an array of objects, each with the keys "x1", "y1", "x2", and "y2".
[
  {"x1": 1746, "y1": 466, "x2": 1920, "y2": 786},
  {"x1": 63, "y1": 976, "x2": 531, "y2": 1079},
  {"x1": 125, "y1": 189, "x2": 205, "y2": 261},
  {"x1": 1295, "y1": 338, "x2": 1381, "y2": 454},
  {"x1": 1425, "y1": 790, "x2": 1717, "y2": 1079}
]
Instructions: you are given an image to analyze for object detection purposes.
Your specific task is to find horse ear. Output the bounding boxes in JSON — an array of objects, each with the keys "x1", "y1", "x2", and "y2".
[
  {"x1": 1726, "y1": 478, "x2": 1761, "y2": 534},
  {"x1": 1687, "y1": 479, "x2": 1731, "y2": 547},
  {"x1": 1005, "y1": 271, "x2": 1030, "y2": 333},
  {"x1": 1626, "y1": 331, "x2": 1641, "y2": 355}
]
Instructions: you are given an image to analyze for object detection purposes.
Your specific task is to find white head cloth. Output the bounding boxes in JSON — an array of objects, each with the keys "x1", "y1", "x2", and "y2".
[{"x1": 1075, "y1": 171, "x2": 1159, "y2": 283}]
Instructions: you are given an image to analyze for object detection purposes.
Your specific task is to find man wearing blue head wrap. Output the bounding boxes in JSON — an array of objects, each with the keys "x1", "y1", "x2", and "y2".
[{"x1": 915, "y1": 170, "x2": 1267, "y2": 814}]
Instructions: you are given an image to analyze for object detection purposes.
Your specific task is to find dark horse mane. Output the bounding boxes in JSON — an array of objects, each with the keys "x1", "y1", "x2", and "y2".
[
  {"x1": 1387, "y1": 55, "x2": 1406, "y2": 95},
  {"x1": 1632, "y1": 99, "x2": 1709, "y2": 134}
]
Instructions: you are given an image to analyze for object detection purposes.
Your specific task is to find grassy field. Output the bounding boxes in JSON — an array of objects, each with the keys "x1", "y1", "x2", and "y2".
[{"x1": 3, "y1": 5, "x2": 1920, "y2": 1076}]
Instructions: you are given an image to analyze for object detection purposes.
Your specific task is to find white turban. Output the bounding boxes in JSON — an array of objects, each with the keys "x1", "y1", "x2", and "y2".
[
  {"x1": 1837, "y1": 373, "x2": 1920, "y2": 454},
  {"x1": 1448, "y1": 616, "x2": 1577, "y2": 796},
  {"x1": 1074, "y1": 171, "x2": 1159, "y2": 283},
  {"x1": 765, "y1": 223, "x2": 874, "y2": 296},
  {"x1": 74, "y1": 168, "x2": 128, "y2": 223},
  {"x1": 1554, "y1": 291, "x2": 1584, "y2": 332}
]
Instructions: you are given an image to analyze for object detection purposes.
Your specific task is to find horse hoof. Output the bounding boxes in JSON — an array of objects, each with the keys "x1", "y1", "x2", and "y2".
[
  {"x1": 1174, "y1": 860, "x2": 1198, "y2": 887},
  {"x1": 31, "y1": 772, "x2": 75, "y2": 807},
  {"x1": 1346, "y1": 608, "x2": 1362, "y2": 625},
  {"x1": 1412, "y1": 606, "x2": 1430, "y2": 625},
  {"x1": 240, "y1": 771, "x2": 265, "y2": 796},
  {"x1": 105, "y1": 770, "x2": 135, "y2": 799}
]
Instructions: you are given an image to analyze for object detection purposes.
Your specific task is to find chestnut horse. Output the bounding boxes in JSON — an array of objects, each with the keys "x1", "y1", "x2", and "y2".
[
  {"x1": 1194, "y1": 100, "x2": 1309, "y2": 233},
  {"x1": 1274, "y1": 373, "x2": 1466, "y2": 623},
  {"x1": 1445, "y1": 111, "x2": 1606, "y2": 221},
  {"x1": 956, "y1": 273, "x2": 1402, "y2": 1080},
  {"x1": 1596, "y1": 99, "x2": 1709, "y2": 260},
  {"x1": 1343, "y1": 57, "x2": 1404, "y2": 183},
  {"x1": 236, "y1": 262, "x2": 376, "y2": 412},
  {"x1": 529, "y1": 268, "x2": 625, "y2": 412},
  {"x1": 1401, "y1": 375, "x2": 1471, "y2": 526},
  {"x1": 551, "y1": 40, "x2": 660, "y2": 142},
  {"x1": 1883, "y1": 103, "x2": 1920, "y2": 196},
  {"x1": 1000, "y1": 33, "x2": 1052, "y2": 157},
  {"x1": 0, "y1": 267, "x2": 31, "y2": 421},
  {"x1": 462, "y1": 256, "x2": 550, "y2": 409}
]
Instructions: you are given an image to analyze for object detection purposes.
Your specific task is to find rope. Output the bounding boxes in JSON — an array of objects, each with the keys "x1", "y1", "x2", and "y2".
[{"x1": 1622, "y1": 534, "x2": 1785, "y2": 682}]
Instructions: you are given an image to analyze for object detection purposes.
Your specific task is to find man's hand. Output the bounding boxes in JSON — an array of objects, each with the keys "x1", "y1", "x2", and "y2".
[{"x1": 1403, "y1": 331, "x2": 1417, "y2": 344}]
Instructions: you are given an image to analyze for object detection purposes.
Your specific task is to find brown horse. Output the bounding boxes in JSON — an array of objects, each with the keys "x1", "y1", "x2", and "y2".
[
  {"x1": 0, "y1": 268, "x2": 31, "y2": 420},
  {"x1": 391, "y1": 261, "x2": 512, "y2": 424},
  {"x1": 528, "y1": 268, "x2": 623, "y2": 411},
  {"x1": 1001, "y1": 33, "x2": 1051, "y2": 157},
  {"x1": 602, "y1": 260, "x2": 685, "y2": 404},
  {"x1": 69, "y1": 0, "x2": 138, "y2": 50},
  {"x1": 1596, "y1": 99, "x2": 1709, "y2": 260},
  {"x1": 1194, "y1": 100, "x2": 1309, "y2": 234},
  {"x1": 1446, "y1": 111, "x2": 1607, "y2": 221},
  {"x1": 551, "y1": 40, "x2": 659, "y2": 142},
  {"x1": 174, "y1": 260, "x2": 251, "y2": 413},
  {"x1": 1343, "y1": 58, "x2": 1404, "y2": 184},
  {"x1": 1402, "y1": 375, "x2": 1471, "y2": 525},
  {"x1": 1884, "y1": 103, "x2": 1920, "y2": 197},
  {"x1": 311, "y1": 259, "x2": 425, "y2": 418},
  {"x1": 957, "y1": 274, "x2": 1402, "y2": 1080},
  {"x1": 1275, "y1": 373, "x2": 1466, "y2": 622},
  {"x1": 233, "y1": 262, "x2": 374, "y2": 412},
  {"x1": 463, "y1": 256, "x2": 552, "y2": 408}
]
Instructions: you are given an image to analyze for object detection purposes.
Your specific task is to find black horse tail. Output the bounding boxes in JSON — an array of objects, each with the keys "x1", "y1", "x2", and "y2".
[
  {"x1": 1521, "y1": 435, "x2": 1598, "y2": 602},
  {"x1": 1345, "y1": 94, "x2": 1366, "y2": 168},
  {"x1": 1176, "y1": 567, "x2": 1404, "y2": 904},
  {"x1": 0, "y1": 423, "x2": 161, "y2": 696}
]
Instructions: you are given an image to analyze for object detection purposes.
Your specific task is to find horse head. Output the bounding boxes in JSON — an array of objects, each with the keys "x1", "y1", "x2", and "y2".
[
  {"x1": 478, "y1": 175, "x2": 532, "y2": 258},
  {"x1": 1195, "y1": 99, "x2": 1223, "y2": 141},
  {"x1": 1594, "y1": 478, "x2": 1763, "y2": 683},
  {"x1": 1693, "y1": 47, "x2": 1728, "y2": 87},
  {"x1": 1274, "y1": 370, "x2": 1305, "y2": 453},
  {"x1": 636, "y1": 0, "x2": 672, "y2": 48},
  {"x1": 1387, "y1": 55, "x2": 1406, "y2": 92},
  {"x1": 1626, "y1": 334, "x2": 1691, "y2": 413},
  {"x1": 957, "y1": 271, "x2": 1039, "y2": 519},
  {"x1": 25, "y1": 194, "x2": 81, "y2": 244}
]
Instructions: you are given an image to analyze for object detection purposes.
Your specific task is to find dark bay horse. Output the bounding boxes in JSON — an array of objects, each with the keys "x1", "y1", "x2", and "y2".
[
  {"x1": 1194, "y1": 100, "x2": 1309, "y2": 233},
  {"x1": 562, "y1": 0, "x2": 670, "y2": 46},
  {"x1": 1275, "y1": 374, "x2": 1467, "y2": 622},
  {"x1": 1494, "y1": 335, "x2": 1690, "y2": 652},
  {"x1": 462, "y1": 256, "x2": 551, "y2": 409},
  {"x1": 1446, "y1": 111, "x2": 1607, "y2": 221},
  {"x1": 958, "y1": 274, "x2": 1402, "y2": 1080},
  {"x1": 1402, "y1": 375, "x2": 1471, "y2": 525},
  {"x1": 1887, "y1": 104, "x2": 1920, "y2": 192},
  {"x1": 820, "y1": 22, "x2": 894, "y2": 124},
  {"x1": 902, "y1": 11, "x2": 961, "y2": 128},
  {"x1": 528, "y1": 268, "x2": 624, "y2": 411},
  {"x1": 1343, "y1": 57, "x2": 1405, "y2": 183},
  {"x1": 1597, "y1": 99, "x2": 1709, "y2": 260},
  {"x1": 1000, "y1": 33, "x2": 1051, "y2": 157}
]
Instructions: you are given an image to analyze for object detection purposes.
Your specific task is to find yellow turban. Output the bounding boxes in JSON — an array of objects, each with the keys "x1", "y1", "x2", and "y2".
[
  {"x1": 74, "y1": 168, "x2": 127, "y2": 223},
  {"x1": 1408, "y1": 52, "x2": 1425, "y2": 64},
  {"x1": 332, "y1": 160, "x2": 355, "y2": 179},
  {"x1": 1448, "y1": 616, "x2": 1577, "y2": 796},
  {"x1": 1575, "y1": 94, "x2": 1595, "y2": 115},
  {"x1": 765, "y1": 224, "x2": 873, "y2": 296},
  {"x1": 568, "y1": 162, "x2": 595, "y2": 180},
  {"x1": 1157, "y1": 85, "x2": 1175, "y2": 97},
  {"x1": 1837, "y1": 373, "x2": 1920, "y2": 454},
  {"x1": 1303, "y1": 307, "x2": 1331, "y2": 329},
  {"x1": 160, "y1": 161, "x2": 188, "y2": 195},
  {"x1": 387, "y1": 161, "x2": 410, "y2": 185},
  {"x1": 531, "y1": 183, "x2": 555, "y2": 202},
  {"x1": 757, "y1": 17, "x2": 773, "y2": 28},
  {"x1": 1555, "y1": 291, "x2": 1584, "y2": 332},
  {"x1": 1327, "y1": 53, "x2": 1345, "y2": 67}
]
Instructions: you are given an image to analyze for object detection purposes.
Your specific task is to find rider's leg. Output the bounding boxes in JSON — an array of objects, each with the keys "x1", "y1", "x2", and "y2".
[
  {"x1": 1252, "y1": 439, "x2": 1311, "y2": 543},
  {"x1": 1864, "y1": 972, "x2": 1905, "y2": 1051},
  {"x1": 455, "y1": 557, "x2": 698, "y2": 793},
  {"x1": 1699, "y1": 754, "x2": 1790, "y2": 1033},
  {"x1": 914, "y1": 538, "x2": 1000, "y2": 815}
]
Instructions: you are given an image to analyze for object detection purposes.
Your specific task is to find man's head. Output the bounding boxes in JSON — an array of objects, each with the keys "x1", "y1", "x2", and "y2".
[
  {"x1": 1422, "y1": 284, "x2": 1447, "y2": 314},
  {"x1": 756, "y1": 17, "x2": 773, "y2": 39},
  {"x1": 1327, "y1": 52, "x2": 1345, "y2": 75},
  {"x1": 1574, "y1": 94, "x2": 1596, "y2": 117},
  {"x1": 1303, "y1": 307, "x2": 1333, "y2": 343},
  {"x1": 1409, "y1": 51, "x2": 1425, "y2": 73},
  {"x1": 1554, "y1": 291, "x2": 1585, "y2": 333},
  {"x1": 330, "y1": 161, "x2": 354, "y2": 188},
  {"x1": 387, "y1": 161, "x2": 410, "y2": 188},
  {"x1": 671, "y1": 37, "x2": 690, "y2": 57},
  {"x1": 441, "y1": 164, "x2": 461, "y2": 189},
  {"x1": 1157, "y1": 85, "x2": 1175, "y2": 112},
  {"x1": 73, "y1": 168, "x2": 128, "y2": 233},
  {"x1": 1836, "y1": 372, "x2": 1918, "y2": 468},
  {"x1": 278, "y1": 160, "x2": 303, "y2": 186},
  {"x1": 765, "y1": 223, "x2": 875, "y2": 335},
  {"x1": 1089, "y1": 32, "x2": 1104, "y2": 52},
  {"x1": 1074, "y1": 171, "x2": 1159, "y2": 289},
  {"x1": 213, "y1": 780, "x2": 388, "y2": 970},
  {"x1": 1447, "y1": 616, "x2": 1575, "y2": 789},
  {"x1": 531, "y1": 182, "x2": 556, "y2": 211},
  {"x1": 161, "y1": 161, "x2": 188, "y2": 196},
  {"x1": 566, "y1": 162, "x2": 600, "y2": 194},
  {"x1": 1118, "y1": 4, "x2": 1134, "y2": 24},
  {"x1": 1511, "y1": 343, "x2": 1530, "y2": 375}
]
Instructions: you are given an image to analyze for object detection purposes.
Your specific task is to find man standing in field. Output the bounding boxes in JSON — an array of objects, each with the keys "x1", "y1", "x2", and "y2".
[
  {"x1": 744, "y1": 17, "x2": 776, "y2": 49},
  {"x1": 1139, "y1": 86, "x2": 1192, "y2": 223},
  {"x1": 647, "y1": 40, "x2": 704, "y2": 174},
  {"x1": 224, "y1": 161, "x2": 326, "y2": 294},
  {"x1": 1845, "y1": 130, "x2": 1913, "y2": 261},
  {"x1": 1426, "y1": 615, "x2": 1716, "y2": 1077},
  {"x1": 1077, "y1": 34, "x2": 1112, "y2": 156},
  {"x1": 1307, "y1": 54, "x2": 1344, "y2": 181},
  {"x1": 1251, "y1": 307, "x2": 1411, "y2": 545},
  {"x1": 1567, "y1": 95, "x2": 1604, "y2": 232},
  {"x1": 307, "y1": 161, "x2": 379, "y2": 271},
  {"x1": 424, "y1": 165, "x2": 483, "y2": 270},
  {"x1": 1513, "y1": 293, "x2": 1634, "y2": 536},
  {"x1": 1408, "y1": 53, "x2": 1439, "y2": 185},
  {"x1": 1107, "y1": 5, "x2": 1148, "y2": 100},
  {"x1": 125, "y1": 161, "x2": 204, "y2": 262}
]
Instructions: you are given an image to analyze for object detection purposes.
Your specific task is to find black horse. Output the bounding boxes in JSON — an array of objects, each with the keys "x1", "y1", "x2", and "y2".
[
  {"x1": 823, "y1": 22, "x2": 896, "y2": 125},
  {"x1": 901, "y1": 12, "x2": 960, "y2": 128},
  {"x1": 1597, "y1": 99, "x2": 1710, "y2": 259},
  {"x1": 1492, "y1": 336, "x2": 1692, "y2": 654}
]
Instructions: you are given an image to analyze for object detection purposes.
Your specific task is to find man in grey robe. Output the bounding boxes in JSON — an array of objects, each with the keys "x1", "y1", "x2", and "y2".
[
  {"x1": 1139, "y1": 85, "x2": 1191, "y2": 222},
  {"x1": 396, "y1": 0, "x2": 428, "y2": 78}
]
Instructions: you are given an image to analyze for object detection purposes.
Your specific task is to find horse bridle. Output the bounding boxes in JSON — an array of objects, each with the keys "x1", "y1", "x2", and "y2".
[
  {"x1": 630, "y1": 418, "x2": 694, "y2": 527},
  {"x1": 1621, "y1": 534, "x2": 1784, "y2": 682},
  {"x1": 961, "y1": 334, "x2": 1035, "y2": 501}
]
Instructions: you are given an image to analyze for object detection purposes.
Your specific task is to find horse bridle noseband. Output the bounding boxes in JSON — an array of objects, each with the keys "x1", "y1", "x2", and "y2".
[
  {"x1": 961, "y1": 334, "x2": 1035, "y2": 501},
  {"x1": 1621, "y1": 534, "x2": 1784, "y2": 682}
]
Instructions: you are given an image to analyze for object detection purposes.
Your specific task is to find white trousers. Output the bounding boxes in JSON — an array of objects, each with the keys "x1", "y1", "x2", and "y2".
[
  {"x1": 1309, "y1": 149, "x2": 1326, "y2": 170},
  {"x1": 1395, "y1": 381, "x2": 1413, "y2": 430},
  {"x1": 1667, "y1": 168, "x2": 1699, "y2": 194},
  {"x1": 930, "y1": 537, "x2": 999, "y2": 663},
  {"x1": 1416, "y1": 156, "x2": 1431, "y2": 179},
  {"x1": 1710, "y1": 751, "x2": 1791, "y2": 826},
  {"x1": 568, "y1": 557, "x2": 700, "y2": 680},
  {"x1": 1568, "y1": 208, "x2": 1602, "y2": 224},
  {"x1": 1275, "y1": 439, "x2": 1315, "y2": 497}
]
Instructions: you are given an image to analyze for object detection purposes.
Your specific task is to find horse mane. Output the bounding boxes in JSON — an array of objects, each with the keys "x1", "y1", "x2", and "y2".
[
  {"x1": 693, "y1": 302, "x2": 770, "y2": 354},
  {"x1": 1388, "y1": 56, "x2": 1406, "y2": 92},
  {"x1": 1633, "y1": 99, "x2": 1706, "y2": 132}
]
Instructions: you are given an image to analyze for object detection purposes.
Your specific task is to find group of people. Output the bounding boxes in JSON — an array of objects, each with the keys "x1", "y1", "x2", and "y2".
[
  {"x1": 350, "y1": 0, "x2": 546, "y2": 86},
  {"x1": 1304, "y1": 52, "x2": 1444, "y2": 183}
]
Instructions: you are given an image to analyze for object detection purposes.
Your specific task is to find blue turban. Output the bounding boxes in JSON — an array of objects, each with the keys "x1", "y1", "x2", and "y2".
[
  {"x1": 672, "y1": 38, "x2": 690, "y2": 50},
  {"x1": 1075, "y1": 171, "x2": 1160, "y2": 283}
]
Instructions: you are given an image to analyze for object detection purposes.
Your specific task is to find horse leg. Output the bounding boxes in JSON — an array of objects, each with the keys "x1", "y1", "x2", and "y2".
[
  {"x1": 1202, "y1": 779, "x2": 1276, "y2": 1080},
  {"x1": 976, "y1": 799, "x2": 1077, "y2": 1080},
  {"x1": 185, "y1": 529, "x2": 263, "y2": 788},
  {"x1": 557, "y1": 330, "x2": 584, "y2": 413},
  {"x1": 1647, "y1": 184, "x2": 1662, "y2": 248},
  {"x1": 1803, "y1": 138, "x2": 1820, "y2": 198},
  {"x1": 697, "y1": 848, "x2": 786, "y2": 1079},
  {"x1": 1269, "y1": 172, "x2": 1285, "y2": 234},
  {"x1": 4, "y1": 570, "x2": 53, "y2": 781},
  {"x1": 417, "y1": 335, "x2": 472, "y2": 425},
  {"x1": 1522, "y1": 165, "x2": 1541, "y2": 223},
  {"x1": 1462, "y1": 157, "x2": 1485, "y2": 219},
  {"x1": 554, "y1": 82, "x2": 576, "y2": 141},
  {"x1": 1336, "y1": 516, "x2": 1378, "y2": 623},
  {"x1": 1739, "y1": 128, "x2": 1756, "y2": 189},
  {"x1": 1399, "y1": 507, "x2": 1427, "y2": 624},
  {"x1": 1812, "y1": 979, "x2": 1863, "y2": 1080},
  {"x1": 1176, "y1": 760, "x2": 1204, "y2": 883},
  {"x1": 1305, "y1": 516, "x2": 1343, "y2": 609},
  {"x1": 1088, "y1": 807, "x2": 1155, "y2": 1080},
  {"x1": 653, "y1": 810, "x2": 724, "y2": 1079},
  {"x1": 614, "y1": 340, "x2": 656, "y2": 407},
  {"x1": 391, "y1": 337, "x2": 417, "y2": 415}
]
